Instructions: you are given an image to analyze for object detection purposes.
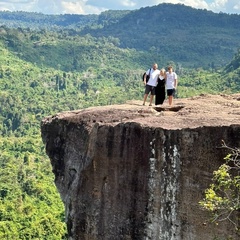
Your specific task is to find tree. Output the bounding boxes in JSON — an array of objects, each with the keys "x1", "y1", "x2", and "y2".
[{"x1": 199, "y1": 141, "x2": 240, "y2": 233}]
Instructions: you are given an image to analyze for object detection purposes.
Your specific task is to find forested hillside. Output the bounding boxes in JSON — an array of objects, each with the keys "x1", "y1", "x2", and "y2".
[
  {"x1": 81, "y1": 4, "x2": 240, "y2": 68},
  {"x1": 1, "y1": 3, "x2": 240, "y2": 68},
  {"x1": 0, "y1": 11, "x2": 98, "y2": 30},
  {"x1": 0, "y1": 4, "x2": 240, "y2": 239},
  {"x1": 0, "y1": 26, "x2": 153, "y2": 72},
  {"x1": 0, "y1": 9, "x2": 130, "y2": 30}
]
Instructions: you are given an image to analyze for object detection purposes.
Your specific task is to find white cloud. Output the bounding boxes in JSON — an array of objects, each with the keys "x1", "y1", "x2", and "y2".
[
  {"x1": 0, "y1": 0, "x2": 239, "y2": 15},
  {"x1": 61, "y1": 1, "x2": 85, "y2": 14},
  {"x1": 122, "y1": 0, "x2": 136, "y2": 8},
  {"x1": 61, "y1": 1, "x2": 106, "y2": 14},
  {"x1": 209, "y1": 0, "x2": 240, "y2": 13}
]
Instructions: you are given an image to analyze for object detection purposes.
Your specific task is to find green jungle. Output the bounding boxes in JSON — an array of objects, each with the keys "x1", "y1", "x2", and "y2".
[{"x1": 0, "y1": 3, "x2": 240, "y2": 239}]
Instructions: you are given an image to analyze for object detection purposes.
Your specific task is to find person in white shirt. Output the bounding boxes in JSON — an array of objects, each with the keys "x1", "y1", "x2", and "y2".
[
  {"x1": 166, "y1": 66, "x2": 178, "y2": 106},
  {"x1": 142, "y1": 63, "x2": 160, "y2": 106}
]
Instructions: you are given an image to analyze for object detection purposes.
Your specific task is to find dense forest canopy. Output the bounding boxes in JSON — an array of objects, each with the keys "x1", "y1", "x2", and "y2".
[
  {"x1": 0, "y1": 3, "x2": 239, "y2": 238},
  {"x1": 0, "y1": 10, "x2": 98, "y2": 30},
  {"x1": 0, "y1": 3, "x2": 240, "y2": 68},
  {"x1": 0, "y1": 4, "x2": 240, "y2": 69},
  {"x1": 81, "y1": 4, "x2": 240, "y2": 68}
]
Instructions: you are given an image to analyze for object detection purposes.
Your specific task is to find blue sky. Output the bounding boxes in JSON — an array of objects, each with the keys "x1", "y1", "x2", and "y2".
[{"x1": 0, "y1": 0, "x2": 239, "y2": 15}]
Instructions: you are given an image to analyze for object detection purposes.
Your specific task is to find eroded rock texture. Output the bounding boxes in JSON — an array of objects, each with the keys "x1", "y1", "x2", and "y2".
[{"x1": 41, "y1": 94, "x2": 240, "y2": 240}]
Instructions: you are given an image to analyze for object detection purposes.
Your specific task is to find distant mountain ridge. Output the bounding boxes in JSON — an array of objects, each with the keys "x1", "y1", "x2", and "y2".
[
  {"x1": 0, "y1": 3, "x2": 240, "y2": 68},
  {"x1": 0, "y1": 11, "x2": 98, "y2": 29},
  {"x1": 80, "y1": 3, "x2": 240, "y2": 68}
]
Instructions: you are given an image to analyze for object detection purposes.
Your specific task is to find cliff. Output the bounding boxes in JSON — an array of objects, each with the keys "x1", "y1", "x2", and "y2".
[{"x1": 41, "y1": 94, "x2": 240, "y2": 240}]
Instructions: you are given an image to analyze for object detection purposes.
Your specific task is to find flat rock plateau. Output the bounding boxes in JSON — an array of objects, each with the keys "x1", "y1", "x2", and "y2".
[{"x1": 45, "y1": 93, "x2": 240, "y2": 128}]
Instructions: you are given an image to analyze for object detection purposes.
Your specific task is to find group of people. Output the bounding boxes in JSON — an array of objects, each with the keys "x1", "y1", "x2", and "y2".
[{"x1": 142, "y1": 63, "x2": 178, "y2": 106}]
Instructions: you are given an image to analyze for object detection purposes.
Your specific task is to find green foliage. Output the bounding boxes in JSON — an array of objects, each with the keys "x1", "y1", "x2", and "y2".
[
  {"x1": 98, "y1": 10, "x2": 131, "y2": 26},
  {"x1": 0, "y1": 26, "x2": 149, "y2": 72},
  {"x1": 0, "y1": 11, "x2": 98, "y2": 30},
  {"x1": 0, "y1": 136, "x2": 67, "y2": 239},
  {"x1": 177, "y1": 69, "x2": 234, "y2": 98},
  {"x1": 80, "y1": 3, "x2": 240, "y2": 68},
  {"x1": 1, "y1": 3, "x2": 240, "y2": 68},
  {"x1": 222, "y1": 49, "x2": 240, "y2": 91},
  {"x1": 199, "y1": 142, "x2": 240, "y2": 231}
]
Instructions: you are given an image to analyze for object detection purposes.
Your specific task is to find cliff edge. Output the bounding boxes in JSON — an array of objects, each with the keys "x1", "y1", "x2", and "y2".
[{"x1": 41, "y1": 94, "x2": 240, "y2": 240}]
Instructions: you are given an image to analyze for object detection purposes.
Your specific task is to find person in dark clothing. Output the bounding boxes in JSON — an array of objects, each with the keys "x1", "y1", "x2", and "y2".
[{"x1": 155, "y1": 68, "x2": 166, "y2": 105}]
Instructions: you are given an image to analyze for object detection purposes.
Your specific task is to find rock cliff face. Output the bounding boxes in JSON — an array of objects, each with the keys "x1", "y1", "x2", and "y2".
[{"x1": 41, "y1": 94, "x2": 240, "y2": 240}]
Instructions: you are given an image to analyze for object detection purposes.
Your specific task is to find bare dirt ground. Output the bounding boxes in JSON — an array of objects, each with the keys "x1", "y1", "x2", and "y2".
[
  {"x1": 126, "y1": 93, "x2": 240, "y2": 129},
  {"x1": 45, "y1": 94, "x2": 240, "y2": 130}
]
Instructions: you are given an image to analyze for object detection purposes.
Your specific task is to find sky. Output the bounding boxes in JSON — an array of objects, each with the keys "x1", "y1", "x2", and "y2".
[{"x1": 0, "y1": 0, "x2": 239, "y2": 15}]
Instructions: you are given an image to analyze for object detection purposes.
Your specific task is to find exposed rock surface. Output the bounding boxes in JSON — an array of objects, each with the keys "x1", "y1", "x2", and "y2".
[{"x1": 41, "y1": 94, "x2": 240, "y2": 240}]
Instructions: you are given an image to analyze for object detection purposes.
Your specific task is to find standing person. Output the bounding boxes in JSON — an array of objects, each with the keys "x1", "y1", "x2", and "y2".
[
  {"x1": 155, "y1": 68, "x2": 166, "y2": 105},
  {"x1": 166, "y1": 66, "x2": 178, "y2": 106},
  {"x1": 142, "y1": 63, "x2": 160, "y2": 106}
]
